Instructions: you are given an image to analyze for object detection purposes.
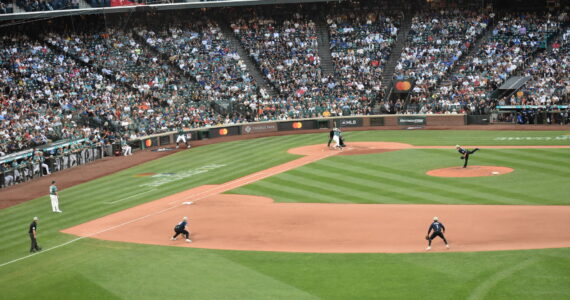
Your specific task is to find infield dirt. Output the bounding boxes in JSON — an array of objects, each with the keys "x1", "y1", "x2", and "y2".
[{"x1": 62, "y1": 142, "x2": 570, "y2": 253}]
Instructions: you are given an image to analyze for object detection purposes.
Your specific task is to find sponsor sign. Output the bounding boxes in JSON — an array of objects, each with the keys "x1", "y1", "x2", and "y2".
[
  {"x1": 277, "y1": 120, "x2": 317, "y2": 131},
  {"x1": 159, "y1": 135, "x2": 170, "y2": 146},
  {"x1": 370, "y1": 117, "x2": 384, "y2": 126},
  {"x1": 398, "y1": 116, "x2": 426, "y2": 126},
  {"x1": 144, "y1": 137, "x2": 159, "y2": 148},
  {"x1": 394, "y1": 80, "x2": 413, "y2": 92},
  {"x1": 209, "y1": 126, "x2": 240, "y2": 138},
  {"x1": 334, "y1": 118, "x2": 363, "y2": 128},
  {"x1": 242, "y1": 123, "x2": 278, "y2": 135}
]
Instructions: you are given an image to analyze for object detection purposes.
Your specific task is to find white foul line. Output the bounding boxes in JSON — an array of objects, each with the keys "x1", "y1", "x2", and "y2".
[{"x1": 0, "y1": 153, "x2": 334, "y2": 269}]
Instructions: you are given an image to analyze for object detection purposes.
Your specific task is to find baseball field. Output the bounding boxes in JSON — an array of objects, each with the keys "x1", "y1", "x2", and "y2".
[{"x1": 1, "y1": 129, "x2": 570, "y2": 299}]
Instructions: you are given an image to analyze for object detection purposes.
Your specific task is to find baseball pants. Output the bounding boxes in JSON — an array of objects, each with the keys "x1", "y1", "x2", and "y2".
[{"x1": 428, "y1": 231, "x2": 448, "y2": 246}]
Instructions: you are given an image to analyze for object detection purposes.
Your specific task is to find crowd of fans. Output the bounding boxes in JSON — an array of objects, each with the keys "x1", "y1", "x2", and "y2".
[
  {"x1": 505, "y1": 27, "x2": 570, "y2": 107},
  {"x1": 16, "y1": 0, "x2": 78, "y2": 12},
  {"x1": 399, "y1": 11, "x2": 565, "y2": 116},
  {"x1": 395, "y1": 9, "x2": 492, "y2": 114},
  {"x1": 136, "y1": 20, "x2": 267, "y2": 108},
  {"x1": 1, "y1": 7, "x2": 569, "y2": 158},
  {"x1": 327, "y1": 7, "x2": 401, "y2": 114}
]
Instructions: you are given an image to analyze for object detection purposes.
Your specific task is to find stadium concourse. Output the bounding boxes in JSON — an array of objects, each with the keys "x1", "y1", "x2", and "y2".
[{"x1": 0, "y1": 1, "x2": 569, "y2": 180}]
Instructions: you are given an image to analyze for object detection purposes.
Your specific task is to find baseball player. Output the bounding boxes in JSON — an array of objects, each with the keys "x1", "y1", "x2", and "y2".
[
  {"x1": 327, "y1": 128, "x2": 334, "y2": 148},
  {"x1": 121, "y1": 138, "x2": 132, "y2": 156},
  {"x1": 175, "y1": 126, "x2": 190, "y2": 149},
  {"x1": 29, "y1": 216, "x2": 42, "y2": 253},
  {"x1": 331, "y1": 128, "x2": 343, "y2": 151},
  {"x1": 171, "y1": 216, "x2": 192, "y2": 242},
  {"x1": 49, "y1": 180, "x2": 62, "y2": 213},
  {"x1": 456, "y1": 145, "x2": 480, "y2": 168},
  {"x1": 426, "y1": 216, "x2": 449, "y2": 250}
]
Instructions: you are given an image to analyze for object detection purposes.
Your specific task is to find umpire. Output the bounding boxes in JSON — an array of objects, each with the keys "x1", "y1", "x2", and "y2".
[
  {"x1": 171, "y1": 216, "x2": 192, "y2": 243},
  {"x1": 327, "y1": 128, "x2": 334, "y2": 148},
  {"x1": 425, "y1": 216, "x2": 449, "y2": 250},
  {"x1": 29, "y1": 217, "x2": 42, "y2": 253}
]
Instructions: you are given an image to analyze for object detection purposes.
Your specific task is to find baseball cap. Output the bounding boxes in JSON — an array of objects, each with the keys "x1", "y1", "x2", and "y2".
[
  {"x1": 433, "y1": 216, "x2": 439, "y2": 221},
  {"x1": 33, "y1": 217, "x2": 39, "y2": 221}
]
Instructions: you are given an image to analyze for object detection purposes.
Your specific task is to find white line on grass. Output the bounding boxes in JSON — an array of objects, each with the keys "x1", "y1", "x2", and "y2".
[
  {"x1": 0, "y1": 201, "x2": 183, "y2": 269},
  {"x1": 0, "y1": 237, "x2": 85, "y2": 268},
  {"x1": 105, "y1": 189, "x2": 156, "y2": 204},
  {"x1": 0, "y1": 154, "x2": 333, "y2": 269},
  {"x1": 167, "y1": 172, "x2": 269, "y2": 204}
]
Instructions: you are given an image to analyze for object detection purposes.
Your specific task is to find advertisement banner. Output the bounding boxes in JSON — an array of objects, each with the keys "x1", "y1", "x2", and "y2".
[
  {"x1": 159, "y1": 135, "x2": 171, "y2": 146},
  {"x1": 333, "y1": 118, "x2": 363, "y2": 128},
  {"x1": 397, "y1": 116, "x2": 426, "y2": 126},
  {"x1": 143, "y1": 137, "x2": 159, "y2": 148},
  {"x1": 209, "y1": 126, "x2": 240, "y2": 138},
  {"x1": 277, "y1": 120, "x2": 317, "y2": 131},
  {"x1": 242, "y1": 123, "x2": 278, "y2": 135}
]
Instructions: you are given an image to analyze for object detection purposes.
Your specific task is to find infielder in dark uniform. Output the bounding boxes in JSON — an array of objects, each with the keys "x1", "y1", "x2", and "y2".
[
  {"x1": 456, "y1": 145, "x2": 480, "y2": 168},
  {"x1": 29, "y1": 217, "x2": 42, "y2": 253},
  {"x1": 426, "y1": 216, "x2": 449, "y2": 250},
  {"x1": 171, "y1": 216, "x2": 192, "y2": 243}
]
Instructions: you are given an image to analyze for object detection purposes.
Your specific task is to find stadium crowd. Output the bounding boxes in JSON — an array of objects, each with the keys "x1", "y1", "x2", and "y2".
[
  {"x1": 327, "y1": 7, "x2": 401, "y2": 114},
  {"x1": 1, "y1": 5, "x2": 569, "y2": 159},
  {"x1": 396, "y1": 9, "x2": 492, "y2": 114},
  {"x1": 136, "y1": 19, "x2": 267, "y2": 108},
  {"x1": 409, "y1": 12, "x2": 565, "y2": 115}
]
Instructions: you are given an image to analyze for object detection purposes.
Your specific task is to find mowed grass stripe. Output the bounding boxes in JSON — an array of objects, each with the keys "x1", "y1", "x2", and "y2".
[
  {"x1": 261, "y1": 175, "x2": 380, "y2": 204},
  {"x1": 307, "y1": 161, "x2": 477, "y2": 205},
  {"x1": 53, "y1": 141, "x2": 300, "y2": 203},
  {"x1": 482, "y1": 150, "x2": 570, "y2": 172},
  {"x1": 521, "y1": 148, "x2": 570, "y2": 159},
  {"x1": 278, "y1": 170, "x2": 401, "y2": 203},
  {"x1": 288, "y1": 164, "x2": 478, "y2": 205},
  {"x1": 476, "y1": 151, "x2": 570, "y2": 177},
  {"x1": 279, "y1": 169, "x2": 421, "y2": 204},
  {"x1": 236, "y1": 182, "x2": 354, "y2": 203},
  {"x1": 323, "y1": 151, "x2": 541, "y2": 205},
  {"x1": 267, "y1": 162, "x2": 444, "y2": 204},
  {"x1": 0, "y1": 138, "x2": 313, "y2": 248},
  {"x1": 328, "y1": 157, "x2": 525, "y2": 205},
  {"x1": 413, "y1": 150, "x2": 561, "y2": 205}
]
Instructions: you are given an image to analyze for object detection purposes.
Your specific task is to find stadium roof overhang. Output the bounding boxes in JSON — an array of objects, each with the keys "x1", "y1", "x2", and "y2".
[{"x1": 0, "y1": 0, "x2": 335, "y2": 21}]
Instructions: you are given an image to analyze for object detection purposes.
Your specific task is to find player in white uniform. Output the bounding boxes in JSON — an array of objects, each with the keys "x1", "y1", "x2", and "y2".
[
  {"x1": 176, "y1": 126, "x2": 191, "y2": 149},
  {"x1": 50, "y1": 180, "x2": 62, "y2": 213},
  {"x1": 332, "y1": 128, "x2": 343, "y2": 150}
]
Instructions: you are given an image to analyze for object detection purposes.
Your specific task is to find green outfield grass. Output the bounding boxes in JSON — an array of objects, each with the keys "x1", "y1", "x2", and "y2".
[{"x1": 1, "y1": 130, "x2": 569, "y2": 300}]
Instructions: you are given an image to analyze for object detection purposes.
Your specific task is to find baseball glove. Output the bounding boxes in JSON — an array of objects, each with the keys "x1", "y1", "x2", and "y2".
[
  {"x1": 425, "y1": 235, "x2": 430, "y2": 240},
  {"x1": 460, "y1": 156, "x2": 465, "y2": 160}
]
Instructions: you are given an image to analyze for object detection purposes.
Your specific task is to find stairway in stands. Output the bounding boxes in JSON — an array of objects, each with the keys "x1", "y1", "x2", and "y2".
[
  {"x1": 380, "y1": 14, "x2": 413, "y2": 90},
  {"x1": 316, "y1": 19, "x2": 334, "y2": 77},
  {"x1": 372, "y1": 13, "x2": 413, "y2": 113},
  {"x1": 442, "y1": 20, "x2": 495, "y2": 86},
  {"x1": 130, "y1": 30, "x2": 196, "y2": 87},
  {"x1": 219, "y1": 21, "x2": 278, "y2": 98}
]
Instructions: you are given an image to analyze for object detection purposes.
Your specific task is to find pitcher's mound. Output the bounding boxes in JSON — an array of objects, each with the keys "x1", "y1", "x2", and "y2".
[{"x1": 426, "y1": 166, "x2": 514, "y2": 178}]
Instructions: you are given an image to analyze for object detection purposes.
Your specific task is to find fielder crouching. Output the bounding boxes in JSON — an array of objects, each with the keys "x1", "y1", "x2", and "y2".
[
  {"x1": 171, "y1": 216, "x2": 192, "y2": 243},
  {"x1": 426, "y1": 216, "x2": 449, "y2": 250}
]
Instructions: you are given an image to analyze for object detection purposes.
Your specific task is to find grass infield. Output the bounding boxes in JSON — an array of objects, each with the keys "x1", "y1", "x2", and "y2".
[{"x1": 0, "y1": 130, "x2": 569, "y2": 300}]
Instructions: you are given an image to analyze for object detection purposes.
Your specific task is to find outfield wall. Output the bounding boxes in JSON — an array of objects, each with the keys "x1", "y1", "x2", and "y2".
[{"x1": 134, "y1": 114, "x2": 467, "y2": 150}]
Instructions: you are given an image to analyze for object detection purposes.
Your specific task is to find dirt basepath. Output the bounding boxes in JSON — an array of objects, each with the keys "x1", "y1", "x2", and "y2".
[{"x1": 62, "y1": 142, "x2": 570, "y2": 253}]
